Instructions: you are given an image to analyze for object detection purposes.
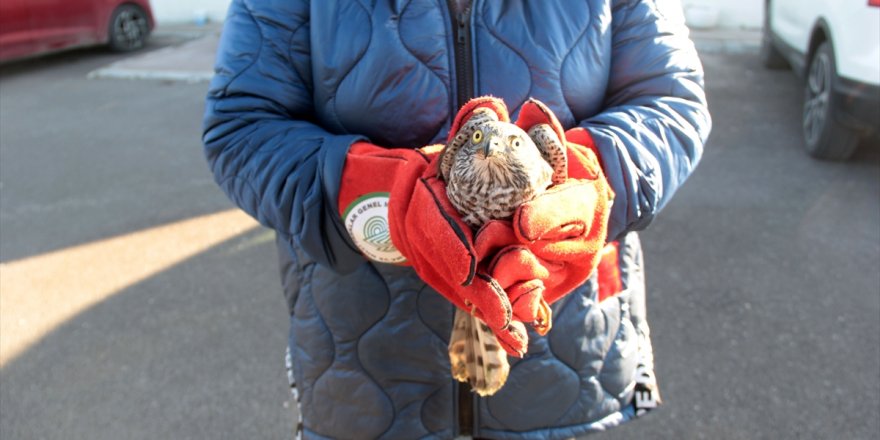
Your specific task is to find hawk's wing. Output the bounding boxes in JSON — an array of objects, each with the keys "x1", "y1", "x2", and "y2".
[
  {"x1": 528, "y1": 124, "x2": 568, "y2": 185},
  {"x1": 439, "y1": 108, "x2": 499, "y2": 182}
]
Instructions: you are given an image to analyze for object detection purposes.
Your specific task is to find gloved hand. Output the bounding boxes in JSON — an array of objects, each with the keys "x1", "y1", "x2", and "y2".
[
  {"x1": 473, "y1": 220, "x2": 552, "y2": 335},
  {"x1": 510, "y1": 98, "x2": 615, "y2": 303},
  {"x1": 337, "y1": 98, "x2": 538, "y2": 356}
]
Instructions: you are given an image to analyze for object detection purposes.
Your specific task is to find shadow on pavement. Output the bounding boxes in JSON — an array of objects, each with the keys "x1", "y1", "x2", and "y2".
[{"x1": 0, "y1": 227, "x2": 296, "y2": 440}]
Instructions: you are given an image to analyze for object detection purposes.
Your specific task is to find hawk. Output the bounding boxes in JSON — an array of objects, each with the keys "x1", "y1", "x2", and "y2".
[{"x1": 440, "y1": 105, "x2": 567, "y2": 396}]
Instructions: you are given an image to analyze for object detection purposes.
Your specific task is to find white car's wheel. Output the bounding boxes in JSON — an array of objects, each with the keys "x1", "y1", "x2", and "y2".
[{"x1": 802, "y1": 41, "x2": 860, "y2": 160}]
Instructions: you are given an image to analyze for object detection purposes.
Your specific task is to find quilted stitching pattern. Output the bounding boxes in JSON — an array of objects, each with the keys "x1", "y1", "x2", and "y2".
[
  {"x1": 281, "y1": 1, "x2": 650, "y2": 437},
  {"x1": 315, "y1": 0, "x2": 453, "y2": 148},
  {"x1": 288, "y1": 256, "x2": 456, "y2": 439},
  {"x1": 478, "y1": 236, "x2": 650, "y2": 439},
  {"x1": 473, "y1": 0, "x2": 608, "y2": 127},
  {"x1": 206, "y1": 0, "x2": 708, "y2": 437}
]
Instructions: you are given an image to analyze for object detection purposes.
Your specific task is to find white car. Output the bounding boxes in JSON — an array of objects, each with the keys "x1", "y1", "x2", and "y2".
[{"x1": 762, "y1": 0, "x2": 880, "y2": 160}]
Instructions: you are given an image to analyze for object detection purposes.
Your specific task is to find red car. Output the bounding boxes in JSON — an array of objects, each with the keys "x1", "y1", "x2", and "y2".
[{"x1": 0, "y1": 0, "x2": 154, "y2": 63}]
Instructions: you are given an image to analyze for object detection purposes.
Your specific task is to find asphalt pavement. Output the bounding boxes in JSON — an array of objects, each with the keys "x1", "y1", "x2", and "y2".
[{"x1": 0, "y1": 25, "x2": 877, "y2": 440}]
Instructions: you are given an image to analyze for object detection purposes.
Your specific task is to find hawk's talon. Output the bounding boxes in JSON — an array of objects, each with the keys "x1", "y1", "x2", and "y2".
[{"x1": 532, "y1": 298, "x2": 553, "y2": 336}]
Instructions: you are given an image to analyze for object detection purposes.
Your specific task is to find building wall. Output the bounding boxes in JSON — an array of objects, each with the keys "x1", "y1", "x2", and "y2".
[
  {"x1": 150, "y1": 0, "x2": 230, "y2": 26},
  {"x1": 683, "y1": 0, "x2": 763, "y2": 29},
  {"x1": 149, "y1": 0, "x2": 762, "y2": 29}
]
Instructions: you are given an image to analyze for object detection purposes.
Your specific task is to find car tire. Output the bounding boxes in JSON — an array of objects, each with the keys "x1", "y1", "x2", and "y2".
[
  {"x1": 802, "y1": 41, "x2": 861, "y2": 160},
  {"x1": 108, "y1": 4, "x2": 150, "y2": 52},
  {"x1": 761, "y1": 1, "x2": 789, "y2": 69}
]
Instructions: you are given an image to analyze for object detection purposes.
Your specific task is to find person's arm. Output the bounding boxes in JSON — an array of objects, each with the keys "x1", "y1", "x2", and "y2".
[
  {"x1": 572, "y1": 0, "x2": 712, "y2": 241},
  {"x1": 202, "y1": 0, "x2": 365, "y2": 272}
]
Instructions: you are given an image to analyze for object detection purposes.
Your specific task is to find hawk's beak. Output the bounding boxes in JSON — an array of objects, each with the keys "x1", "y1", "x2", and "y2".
[{"x1": 482, "y1": 136, "x2": 499, "y2": 157}]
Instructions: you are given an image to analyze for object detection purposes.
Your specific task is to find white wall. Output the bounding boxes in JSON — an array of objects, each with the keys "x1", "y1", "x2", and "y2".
[
  {"x1": 683, "y1": 0, "x2": 762, "y2": 29},
  {"x1": 150, "y1": 0, "x2": 762, "y2": 30},
  {"x1": 150, "y1": 0, "x2": 230, "y2": 26}
]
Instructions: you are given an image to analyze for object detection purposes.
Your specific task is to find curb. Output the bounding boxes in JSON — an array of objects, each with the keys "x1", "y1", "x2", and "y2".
[
  {"x1": 87, "y1": 28, "x2": 219, "y2": 83},
  {"x1": 87, "y1": 26, "x2": 763, "y2": 84},
  {"x1": 87, "y1": 68, "x2": 214, "y2": 83},
  {"x1": 691, "y1": 28, "x2": 762, "y2": 54}
]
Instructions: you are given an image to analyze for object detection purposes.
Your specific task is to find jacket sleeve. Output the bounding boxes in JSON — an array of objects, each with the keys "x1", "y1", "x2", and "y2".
[
  {"x1": 579, "y1": 0, "x2": 712, "y2": 241},
  {"x1": 202, "y1": 0, "x2": 365, "y2": 273}
]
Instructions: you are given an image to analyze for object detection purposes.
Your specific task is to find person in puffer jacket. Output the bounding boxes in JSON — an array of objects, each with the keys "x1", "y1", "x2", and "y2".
[{"x1": 202, "y1": 1, "x2": 711, "y2": 439}]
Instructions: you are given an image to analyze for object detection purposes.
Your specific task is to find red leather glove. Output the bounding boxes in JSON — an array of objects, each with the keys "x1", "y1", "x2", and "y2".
[
  {"x1": 473, "y1": 220, "x2": 552, "y2": 335},
  {"x1": 337, "y1": 98, "x2": 536, "y2": 356},
  {"x1": 510, "y1": 99, "x2": 615, "y2": 304}
]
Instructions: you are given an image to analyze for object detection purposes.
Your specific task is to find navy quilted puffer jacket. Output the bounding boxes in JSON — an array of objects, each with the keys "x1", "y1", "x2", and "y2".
[{"x1": 203, "y1": 1, "x2": 710, "y2": 438}]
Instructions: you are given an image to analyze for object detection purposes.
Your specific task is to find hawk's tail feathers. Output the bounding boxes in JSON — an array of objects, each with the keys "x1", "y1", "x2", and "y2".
[{"x1": 449, "y1": 308, "x2": 510, "y2": 396}]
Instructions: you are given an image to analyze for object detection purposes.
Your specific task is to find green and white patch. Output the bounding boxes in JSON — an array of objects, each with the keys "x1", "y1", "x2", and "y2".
[{"x1": 343, "y1": 192, "x2": 406, "y2": 264}]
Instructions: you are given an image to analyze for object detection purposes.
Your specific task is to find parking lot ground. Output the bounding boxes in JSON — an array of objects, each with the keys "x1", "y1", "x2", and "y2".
[{"x1": 1, "y1": 27, "x2": 877, "y2": 440}]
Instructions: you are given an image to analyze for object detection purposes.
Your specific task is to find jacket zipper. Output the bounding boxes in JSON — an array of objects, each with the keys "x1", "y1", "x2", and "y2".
[
  {"x1": 448, "y1": 3, "x2": 476, "y2": 436},
  {"x1": 449, "y1": 2, "x2": 474, "y2": 110}
]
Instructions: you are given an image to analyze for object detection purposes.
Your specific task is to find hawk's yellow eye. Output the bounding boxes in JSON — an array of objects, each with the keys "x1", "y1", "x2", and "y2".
[
  {"x1": 471, "y1": 130, "x2": 483, "y2": 144},
  {"x1": 509, "y1": 135, "x2": 523, "y2": 148}
]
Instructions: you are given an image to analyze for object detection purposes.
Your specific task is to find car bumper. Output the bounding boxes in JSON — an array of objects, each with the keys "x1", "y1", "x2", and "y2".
[{"x1": 833, "y1": 76, "x2": 880, "y2": 136}]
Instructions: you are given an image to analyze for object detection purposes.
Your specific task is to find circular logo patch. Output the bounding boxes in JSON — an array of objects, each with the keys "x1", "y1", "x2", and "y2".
[{"x1": 343, "y1": 193, "x2": 406, "y2": 264}]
